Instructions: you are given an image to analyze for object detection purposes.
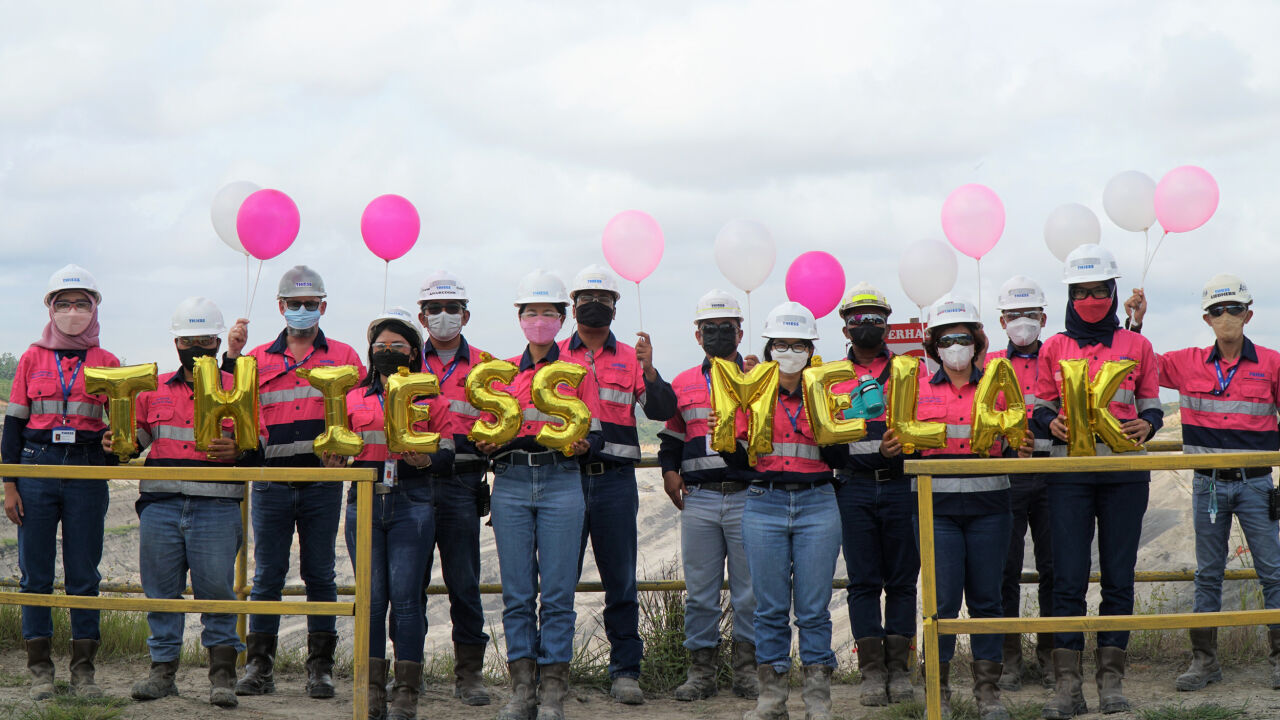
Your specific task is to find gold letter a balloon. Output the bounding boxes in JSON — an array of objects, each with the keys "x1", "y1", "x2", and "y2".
[{"x1": 969, "y1": 357, "x2": 1026, "y2": 457}]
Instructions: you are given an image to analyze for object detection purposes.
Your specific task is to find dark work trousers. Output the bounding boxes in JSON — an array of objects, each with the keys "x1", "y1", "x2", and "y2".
[
  {"x1": 1002, "y1": 473, "x2": 1053, "y2": 621},
  {"x1": 835, "y1": 475, "x2": 920, "y2": 639}
]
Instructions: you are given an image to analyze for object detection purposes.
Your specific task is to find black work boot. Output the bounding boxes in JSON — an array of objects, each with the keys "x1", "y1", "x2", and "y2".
[
  {"x1": 368, "y1": 657, "x2": 389, "y2": 720},
  {"x1": 998, "y1": 634, "x2": 1023, "y2": 691},
  {"x1": 388, "y1": 660, "x2": 422, "y2": 720},
  {"x1": 498, "y1": 658, "x2": 537, "y2": 720},
  {"x1": 885, "y1": 635, "x2": 916, "y2": 703},
  {"x1": 1176, "y1": 627, "x2": 1222, "y2": 691},
  {"x1": 235, "y1": 631, "x2": 277, "y2": 695},
  {"x1": 731, "y1": 640, "x2": 759, "y2": 699},
  {"x1": 1042, "y1": 648, "x2": 1087, "y2": 719},
  {"x1": 132, "y1": 659, "x2": 180, "y2": 701},
  {"x1": 26, "y1": 637, "x2": 54, "y2": 701},
  {"x1": 674, "y1": 645, "x2": 718, "y2": 701},
  {"x1": 454, "y1": 641, "x2": 491, "y2": 706},
  {"x1": 1095, "y1": 646, "x2": 1130, "y2": 714},
  {"x1": 856, "y1": 637, "x2": 889, "y2": 706},
  {"x1": 306, "y1": 631, "x2": 338, "y2": 699},
  {"x1": 973, "y1": 659, "x2": 1011, "y2": 720},
  {"x1": 536, "y1": 662, "x2": 570, "y2": 720},
  {"x1": 69, "y1": 638, "x2": 103, "y2": 698},
  {"x1": 208, "y1": 645, "x2": 239, "y2": 708}
]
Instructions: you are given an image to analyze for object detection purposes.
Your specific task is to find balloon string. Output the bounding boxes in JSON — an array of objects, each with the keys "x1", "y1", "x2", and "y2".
[
  {"x1": 635, "y1": 281, "x2": 644, "y2": 331},
  {"x1": 383, "y1": 261, "x2": 389, "y2": 312},
  {"x1": 975, "y1": 256, "x2": 982, "y2": 315},
  {"x1": 246, "y1": 260, "x2": 264, "y2": 317},
  {"x1": 746, "y1": 291, "x2": 754, "y2": 357},
  {"x1": 1141, "y1": 230, "x2": 1168, "y2": 286},
  {"x1": 244, "y1": 254, "x2": 250, "y2": 317}
]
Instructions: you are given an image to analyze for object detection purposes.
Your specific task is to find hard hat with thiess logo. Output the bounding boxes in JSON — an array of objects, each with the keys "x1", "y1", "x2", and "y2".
[
  {"x1": 367, "y1": 306, "x2": 422, "y2": 344},
  {"x1": 513, "y1": 269, "x2": 570, "y2": 306},
  {"x1": 170, "y1": 297, "x2": 227, "y2": 337},
  {"x1": 762, "y1": 301, "x2": 819, "y2": 340},
  {"x1": 926, "y1": 293, "x2": 982, "y2": 331},
  {"x1": 838, "y1": 281, "x2": 892, "y2": 316},
  {"x1": 693, "y1": 289, "x2": 744, "y2": 323},
  {"x1": 277, "y1": 265, "x2": 327, "y2": 298},
  {"x1": 570, "y1": 264, "x2": 622, "y2": 300},
  {"x1": 44, "y1": 264, "x2": 102, "y2": 306},
  {"x1": 1201, "y1": 273, "x2": 1252, "y2": 310},
  {"x1": 996, "y1": 275, "x2": 1047, "y2": 311},
  {"x1": 1062, "y1": 244, "x2": 1120, "y2": 284},
  {"x1": 418, "y1": 270, "x2": 468, "y2": 303}
]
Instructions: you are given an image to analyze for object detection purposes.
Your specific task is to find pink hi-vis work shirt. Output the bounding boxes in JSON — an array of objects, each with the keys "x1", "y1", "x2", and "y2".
[
  {"x1": 986, "y1": 342, "x2": 1052, "y2": 455},
  {"x1": 423, "y1": 336, "x2": 487, "y2": 466},
  {"x1": 1156, "y1": 337, "x2": 1280, "y2": 455},
  {"x1": 5, "y1": 346, "x2": 116, "y2": 433},
  {"x1": 494, "y1": 343, "x2": 602, "y2": 455},
  {"x1": 751, "y1": 383, "x2": 839, "y2": 484}
]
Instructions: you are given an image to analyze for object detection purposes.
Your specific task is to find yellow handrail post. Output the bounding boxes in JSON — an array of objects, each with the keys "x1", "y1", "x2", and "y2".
[
  {"x1": 235, "y1": 486, "x2": 249, "y2": 665},
  {"x1": 351, "y1": 478, "x2": 373, "y2": 720},
  {"x1": 916, "y1": 473, "x2": 942, "y2": 720}
]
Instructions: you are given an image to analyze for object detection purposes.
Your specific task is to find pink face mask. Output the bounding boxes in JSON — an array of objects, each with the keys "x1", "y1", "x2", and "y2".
[
  {"x1": 53, "y1": 307, "x2": 93, "y2": 336},
  {"x1": 1073, "y1": 296, "x2": 1112, "y2": 324},
  {"x1": 520, "y1": 316, "x2": 561, "y2": 344}
]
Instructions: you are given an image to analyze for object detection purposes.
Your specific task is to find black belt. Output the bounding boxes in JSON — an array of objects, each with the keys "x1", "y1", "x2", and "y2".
[
  {"x1": 454, "y1": 460, "x2": 488, "y2": 475},
  {"x1": 691, "y1": 480, "x2": 750, "y2": 494},
  {"x1": 838, "y1": 468, "x2": 897, "y2": 483},
  {"x1": 1197, "y1": 467, "x2": 1273, "y2": 481},
  {"x1": 499, "y1": 450, "x2": 561, "y2": 467},
  {"x1": 582, "y1": 460, "x2": 629, "y2": 476},
  {"x1": 753, "y1": 478, "x2": 831, "y2": 491}
]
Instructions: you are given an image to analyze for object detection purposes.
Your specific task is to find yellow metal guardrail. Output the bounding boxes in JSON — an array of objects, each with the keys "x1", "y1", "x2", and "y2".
[
  {"x1": 0, "y1": 463, "x2": 376, "y2": 720},
  {"x1": 905, "y1": 449, "x2": 1280, "y2": 720}
]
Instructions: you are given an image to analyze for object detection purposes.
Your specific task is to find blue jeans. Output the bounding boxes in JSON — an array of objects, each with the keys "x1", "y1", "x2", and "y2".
[
  {"x1": 919, "y1": 512, "x2": 1011, "y2": 663},
  {"x1": 16, "y1": 442, "x2": 109, "y2": 640},
  {"x1": 248, "y1": 481, "x2": 343, "y2": 634},
  {"x1": 139, "y1": 496, "x2": 244, "y2": 661},
  {"x1": 1050, "y1": 481, "x2": 1148, "y2": 651},
  {"x1": 492, "y1": 458, "x2": 584, "y2": 665},
  {"x1": 1192, "y1": 471, "x2": 1280, "y2": 626},
  {"x1": 836, "y1": 476, "x2": 919, "y2": 639},
  {"x1": 681, "y1": 485, "x2": 754, "y2": 650},
  {"x1": 430, "y1": 471, "x2": 489, "y2": 646},
  {"x1": 345, "y1": 485, "x2": 435, "y2": 662},
  {"x1": 742, "y1": 485, "x2": 842, "y2": 671},
  {"x1": 578, "y1": 465, "x2": 641, "y2": 678}
]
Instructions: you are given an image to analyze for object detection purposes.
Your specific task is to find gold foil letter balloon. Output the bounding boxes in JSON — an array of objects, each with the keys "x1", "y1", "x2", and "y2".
[
  {"x1": 532, "y1": 361, "x2": 592, "y2": 455},
  {"x1": 193, "y1": 356, "x2": 260, "y2": 452},
  {"x1": 385, "y1": 368, "x2": 441, "y2": 454},
  {"x1": 464, "y1": 355, "x2": 521, "y2": 446},
  {"x1": 885, "y1": 355, "x2": 947, "y2": 455},
  {"x1": 296, "y1": 365, "x2": 363, "y2": 457},
  {"x1": 1059, "y1": 358, "x2": 1141, "y2": 455},
  {"x1": 801, "y1": 356, "x2": 867, "y2": 446},
  {"x1": 708, "y1": 356, "x2": 779, "y2": 466},
  {"x1": 969, "y1": 357, "x2": 1027, "y2": 457},
  {"x1": 84, "y1": 363, "x2": 157, "y2": 461}
]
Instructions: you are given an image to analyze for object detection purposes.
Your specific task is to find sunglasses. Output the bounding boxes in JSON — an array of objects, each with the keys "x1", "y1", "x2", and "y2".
[
  {"x1": 935, "y1": 334, "x2": 975, "y2": 348},
  {"x1": 1207, "y1": 304, "x2": 1248, "y2": 318},
  {"x1": 422, "y1": 302, "x2": 465, "y2": 315},
  {"x1": 1001, "y1": 310, "x2": 1042, "y2": 321},
  {"x1": 177, "y1": 336, "x2": 219, "y2": 349},
  {"x1": 699, "y1": 321, "x2": 738, "y2": 335},
  {"x1": 1069, "y1": 286, "x2": 1112, "y2": 301},
  {"x1": 575, "y1": 293, "x2": 615, "y2": 306},
  {"x1": 285, "y1": 300, "x2": 321, "y2": 311},
  {"x1": 371, "y1": 342, "x2": 412, "y2": 352},
  {"x1": 52, "y1": 300, "x2": 93, "y2": 313},
  {"x1": 845, "y1": 313, "x2": 887, "y2": 327}
]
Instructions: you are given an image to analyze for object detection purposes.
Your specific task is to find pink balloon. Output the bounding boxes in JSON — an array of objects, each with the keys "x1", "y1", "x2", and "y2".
[
  {"x1": 941, "y1": 184, "x2": 1005, "y2": 259},
  {"x1": 785, "y1": 251, "x2": 845, "y2": 319},
  {"x1": 361, "y1": 194, "x2": 421, "y2": 261},
  {"x1": 237, "y1": 189, "x2": 300, "y2": 261},
  {"x1": 1154, "y1": 165, "x2": 1219, "y2": 233},
  {"x1": 602, "y1": 210, "x2": 664, "y2": 283}
]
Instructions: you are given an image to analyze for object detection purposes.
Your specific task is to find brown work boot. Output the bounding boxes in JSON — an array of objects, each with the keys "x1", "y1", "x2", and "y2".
[
  {"x1": 368, "y1": 657, "x2": 389, "y2": 720},
  {"x1": 132, "y1": 659, "x2": 180, "y2": 701},
  {"x1": 235, "y1": 631, "x2": 277, "y2": 695},
  {"x1": 498, "y1": 658, "x2": 537, "y2": 720},
  {"x1": 1268, "y1": 627, "x2": 1280, "y2": 689},
  {"x1": 1036, "y1": 633, "x2": 1055, "y2": 689},
  {"x1": 1176, "y1": 627, "x2": 1222, "y2": 691},
  {"x1": 884, "y1": 635, "x2": 915, "y2": 703},
  {"x1": 675, "y1": 646, "x2": 719, "y2": 701},
  {"x1": 802, "y1": 665, "x2": 833, "y2": 720},
  {"x1": 306, "y1": 631, "x2": 337, "y2": 699},
  {"x1": 388, "y1": 660, "x2": 421, "y2": 720},
  {"x1": 69, "y1": 638, "x2": 103, "y2": 698},
  {"x1": 731, "y1": 640, "x2": 760, "y2": 699},
  {"x1": 1096, "y1": 646, "x2": 1130, "y2": 714},
  {"x1": 998, "y1": 634, "x2": 1023, "y2": 691},
  {"x1": 1041, "y1": 648, "x2": 1087, "y2": 719},
  {"x1": 743, "y1": 665, "x2": 790, "y2": 720},
  {"x1": 454, "y1": 642, "x2": 491, "y2": 706},
  {"x1": 856, "y1": 637, "x2": 888, "y2": 706},
  {"x1": 26, "y1": 638, "x2": 55, "y2": 701},
  {"x1": 972, "y1": 659, "x2": 1010, "y2": 720},
  {"x1": 208, "y1": 645, "x2": 239, "y2": 708},
  {"x1": 536, "y1": 662, "x2": 570, "y2": 720}
]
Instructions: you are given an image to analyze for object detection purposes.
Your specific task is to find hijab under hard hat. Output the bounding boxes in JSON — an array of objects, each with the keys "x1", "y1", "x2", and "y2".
[
  {"x1": 1062, "y1": 278, "x2": 1120, "y2": 348},
  {"x1": 33, "y1": 291, "x2": 101, "y2": 351}
]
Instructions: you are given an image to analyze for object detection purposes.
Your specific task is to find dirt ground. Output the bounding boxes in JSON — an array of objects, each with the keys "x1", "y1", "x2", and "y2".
[{"x1": 1, "y1": 651, "x2": 1279, "y2": 720}]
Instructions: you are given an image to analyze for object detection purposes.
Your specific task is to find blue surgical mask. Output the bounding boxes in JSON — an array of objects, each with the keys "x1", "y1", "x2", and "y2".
[{"x1": 284, "y1": 307, "x2": 322, "y2": 330}]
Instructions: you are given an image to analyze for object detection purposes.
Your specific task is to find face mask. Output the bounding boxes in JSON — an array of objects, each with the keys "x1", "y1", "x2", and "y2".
[
  {"x1": 1073, "y1": 296, "x2": 1112, "y2": 324},
  {"x1": 1005, "y1": 317, "x2": 1041, "y2": 347},
  {"x1": 848, "y1": 325, "x2": 886, "y2": 350},
  {"x1": 521, "y1": 316, "x2": 561, "y2": 345},
  {"x1": 284, "y1": 306, "x2": 322, "y2": 330},
  {"x1": 772, "y1": 348, "x2": 810, "y2": 374},
  {"x1": 1209, "y1": 312, "x2": 1246, "y2": 339},
  {"x1": 699, "y1": 323, "x2": 739, "y2": 359},
  {"x1": 53, "y1": 310, "x2": 92, "y2": 336},
  {"x1": 939, "y1": 344, "x2": 975, "y2": 371},
  {"x1": 426, "y1": 313, "x2": 462, "y2": 342},
  {"x1": 576, "y1": 301, "x2": 614, "y2": 329},
  {"x1": 371, "y1": 351, "x2": 413, "y2": 376},
  {"x1": 178, "y1": 346, "x2": 217, "y2": 372}
]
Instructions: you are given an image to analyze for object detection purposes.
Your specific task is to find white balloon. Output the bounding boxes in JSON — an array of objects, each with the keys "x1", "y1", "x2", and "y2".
[
  {"x1": 1102, "y1": 171, "x2": 1157, "y2": 232},
  {"x1": 714, "y1": 219, "x2": 775, "y2": 293},
  {"x1": 211, "y1": 181, "x2": 260, "y2": 255},
  {"x1": 1043, "y1": 203, "x2": 1101, "y2": 261},
  {"x1": 898, "y1": 239, "x2": 958, "y2": 308}
]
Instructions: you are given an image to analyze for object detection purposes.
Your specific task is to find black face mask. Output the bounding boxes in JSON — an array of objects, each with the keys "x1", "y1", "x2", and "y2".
[
  {"x1": 848, "y1": 325, "x2": 886, "y2": 350},
  {"x1": 576, "y1": 301, "x2": 614, "y2": 329},
  {"x1": 699, "y1": 322, "x2": 739, "y2": 359},
  {"x1": 178, "y1": 346, "x2": 218, "y2": 372},
  {"x1": 371, "y1": 351, "x2": 413, "y2": 376}
]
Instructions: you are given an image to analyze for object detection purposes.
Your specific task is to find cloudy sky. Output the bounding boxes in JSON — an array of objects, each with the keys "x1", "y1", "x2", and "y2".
[{"x1": 3, "y1": 1, "x2": 1279, "y2": 395}]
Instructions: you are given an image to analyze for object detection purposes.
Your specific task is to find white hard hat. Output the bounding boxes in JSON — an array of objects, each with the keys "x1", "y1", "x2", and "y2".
[
  {"x1": 570, "y1": 264, "x2": 622, "y2": 300},
  {"x1": 277, "y1": 265, "x2": 327, "y2": 298},
  {"x1": 839, "y1": 281, "x2": 892, "y2": 316},
  {"x1": 44, "y1": 264, "x2": 101, "y2": 306},
  {"x1": 367, "y1": 307, "x2": 423, "y2": 344},
  {"x1": 513, "y1": 269, "x2": 570, "y2": 306},
  {"x1": 762, "y1": 301, "x2": 819, "y2": 340},
  {"x1": 693, "y1": 289, "x2": 744, "y2": 323},
  {"x1": 1201, "y1": 273, "x2": 1253, "y2": 311},
  {"x1": 926, "y1": 293, "x2": 982, "y2": 332},
  {"x1": 169, "y1": 297, "x2": 227, "y2": 337},
  {"x1": 418, "y1": 270, "x2": 468, "y2": 303},
  {"x1": 1062, "y1": 244, "x2": 1120, "y2": 284},
  {"x1": 996, "y1": 275, "x2": 1047, "y2": 311}
]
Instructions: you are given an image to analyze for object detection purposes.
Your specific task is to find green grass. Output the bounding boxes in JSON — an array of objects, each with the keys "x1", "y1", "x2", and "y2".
[
  {"x1": 1135, "y1": 702, "x2": 1251, "y2": 720},
  {"x1": 0, "y1": 694, "x2": 129, "y2": 720},
  {"x1": 0, "y1": 604, "x2": 148, "y2": 660},
  {"x1": 870, "y1": 699, "x2": 1043, "y2": 720}
]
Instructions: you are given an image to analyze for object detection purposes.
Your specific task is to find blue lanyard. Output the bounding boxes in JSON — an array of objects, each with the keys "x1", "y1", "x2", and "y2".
[
  {"x1": 1212, "y1": 359, "x2": 1239, "y2": 397},
  {"x1": 54, "y1": 352, "x2": 83, "y2": 422},
  {"x1": 781, "y1": 398, "x2": 803, "y2": 433},
  {"x1": 438, "y1": 355, "x2": 462, "y2": 383},
  {"x1": 284, "y1": 348, "x2": 316, "y2": 373}
]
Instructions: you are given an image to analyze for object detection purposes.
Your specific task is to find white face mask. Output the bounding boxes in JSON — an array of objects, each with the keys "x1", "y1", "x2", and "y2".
[
  {"x1": 772, "y1": 348, "x2": 811, "y2": 374},
  {"x1": 426, "y1": 313, "x2": 463, "y2": 342},
  {"x1": 1005, "y1": 317, "x2": 1041, "y2": 347},
  {"x1": 939, "y1": 344, "x2": 975, "y2": 371}
]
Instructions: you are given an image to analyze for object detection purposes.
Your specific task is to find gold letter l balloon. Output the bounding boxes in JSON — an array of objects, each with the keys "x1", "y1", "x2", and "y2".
[
  {"x1": 801, "y1": 356, "x2": 867, "y2": 445},
  {"x1": 1059, "y1": 358, "x2": 1142, "y2": 456},
  {"x1": 708, "y1": 357, "x2": 779, "y2": 466},
  {"x1": 969, "y1": 357, "x2": 1027, "y2": 457},
  {"x1": 531, "y1": 361, "x2": 592, "y2": 455},
  {"x1": 193, "y1": 356, "x2": 260, "y2": 452},
  {"x1": 464, "y1": 354, "x2": 522, "y2": 446},
  {"x1": 885, "y1": 355, "x2": 947, "y2": 455},
  {"x1": 84, "y1": 363, "x2": 157, "y2": 461},
  {"x1": 385, "y1": 369, "x2": 441, "y2": 454},
  {"x1": 296, "y1": 365, "x2": 363, "y2": 457}
]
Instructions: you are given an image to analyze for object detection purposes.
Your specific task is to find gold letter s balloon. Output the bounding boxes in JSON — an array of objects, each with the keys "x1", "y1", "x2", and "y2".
[
  {"x1": 801, "y1": 356, "x2": 867, "y2": 445},
  {"x1": 385, "y1": 369, "x2": 441, "y2": 454},
  {"x1": 708, "y1": 356, "x2": 779, "y2": 466},
  {"x1": 84, "y1": 363, "x2": 157, "y2": 461},
  {"x1": 296, "y1": 365, "x2": 363, "y2": 457},
  {"x1": 969, "y1": 357, "x2": 1026, "y2": 457},
  {"x1": 886, "y1": 355, "x2": 947, "y2": 455},
  {"x1": 1059, "y1": 358, "x2": 1142, "y2": 455},
  {"x1": 193, "y1": 356, "x2": 260, "y2": 452},
  {"x1": 532, "y1": 361, "x2": 592, "y2": 455},
  {"x1": 465, "y1": 354, "x2": 522, "y2": 446}
]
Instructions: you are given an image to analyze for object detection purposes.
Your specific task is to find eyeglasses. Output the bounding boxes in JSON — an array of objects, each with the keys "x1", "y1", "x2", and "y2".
[
  {"x1": 575, "y1": 293, "x2": 615, "y2": 306},
  {"x1": 1001, "y1": 310, "x2": 1042, "y2": 321},
  {"x1": 285, "y1": 300, "x2": 321, "y2": 311},
  {"x1": 935, "y1": 334, "x2": 975, "y2": 348},
  {"x1": 177, "y1": 336, "x2": 219, "y2": 349},
  {"x1": 422, "y1": 302, "x2": 465, "y2": 315},
  {"x1": 371, "y1": 342, "x2": 412, "y2": 352},
  {"x1": 1207, "y1": 303, "x2": 1248, "y2": 318},
  {"x1": 520, "y1": 309, "x2": 562, "y2": 319},
  {"x1": 1068, "y1": 286, "x2": 1112, "y2": 301},
  {"x1": 845, "y1": 313, "x2": 887, "y2": 327},
  {"x1": 769, "y1": 341, "x2": 810, "y2": 353},
  {"x1": 52, "y1": 300, "x2": 93, "y2": 313}
]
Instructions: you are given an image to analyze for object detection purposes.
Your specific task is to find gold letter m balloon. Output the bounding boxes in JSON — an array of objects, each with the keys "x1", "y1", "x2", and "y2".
[
  {"x1": 1058, "y1": 358, "x2": 1143, "y2": 456},
  {"x1": 708, "y1": 357, "x2": 779, "y2": 466}
]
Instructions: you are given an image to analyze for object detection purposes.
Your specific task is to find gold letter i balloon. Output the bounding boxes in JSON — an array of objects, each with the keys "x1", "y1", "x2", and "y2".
[
  {"x1": 464, "y1": 354, "x2": 522, "y2": 446},
  {"x1": 969, "y1": 357, "x2": 1027, "y2": 457},
  {"x1": 801, "y1": 356, "x2": 867, "y2": 445},
  {"x1": 885, "y1": 355, "x2": 947, "y2": 455},
  {"x1": 296, "y1": 365, "x2": 364, "y2": 457},
  {"x1": 531, "y1": 361, "x2": 592, "y2": 455},
  {"x1": 1059, "y1": 358, "x2": 1142, "y2": 455},
  {"x1": 193, "y1": 356, "x2": 260, "y2": 452},
  {"x1": 708, "y1": 357, "x2": 779, "y2": 466},
  {"x1": 84, "y1": 364, "x2": 157, "y2": 461},
  {"x1": 384, "y1": 368, "x2": 441, "y2": 454}
]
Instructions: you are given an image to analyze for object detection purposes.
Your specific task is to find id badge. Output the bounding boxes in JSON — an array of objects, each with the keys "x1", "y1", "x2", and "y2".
[
  {"x1": 705, "y1": 434, "x2": 713, "y2": 454},
  {"x1": 52, "y1": 426, "x2": 76, "y2": 444},
  {"x1": 382, "y1": 459, "x2": 397, "y2": 487}
]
